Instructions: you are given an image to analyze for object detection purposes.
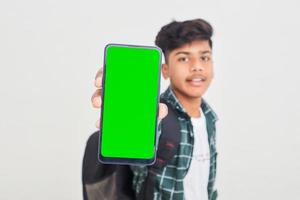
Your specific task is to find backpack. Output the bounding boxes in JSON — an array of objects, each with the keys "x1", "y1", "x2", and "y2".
[{"x1": 82, "y1": 98, "x2": 181, "y2": 200}]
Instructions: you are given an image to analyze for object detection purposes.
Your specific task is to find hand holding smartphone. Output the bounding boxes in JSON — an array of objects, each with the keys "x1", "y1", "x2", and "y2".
[{"x1": 98, "y1": 44, "x2": 162, "y2": 165}]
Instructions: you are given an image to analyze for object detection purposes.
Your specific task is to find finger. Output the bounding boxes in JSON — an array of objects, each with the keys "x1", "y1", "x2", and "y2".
[
  {"x1": 91, "y1": 89, "x2": 102, "y2": 108},
  {"x1": 94, "y1": 68, "x2": 103, "y2": 88},
  {"x1": 95, "y1": 67, "x2": 103, "y2": 79},
  {"x1": 95, "y1": 119, "x2": 100, "y2": 129},
  {"x1": 158, "y1": 103, "x2": 168, "y2": 120}
]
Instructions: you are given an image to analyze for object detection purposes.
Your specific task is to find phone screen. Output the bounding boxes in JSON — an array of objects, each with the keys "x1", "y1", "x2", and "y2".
[{"x1": 99, "y1": 44, "x2": 162, "y2": 165}]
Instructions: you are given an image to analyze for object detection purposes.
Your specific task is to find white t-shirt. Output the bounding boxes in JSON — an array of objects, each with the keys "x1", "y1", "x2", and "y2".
[{"x1": 183, "y1": 108, "x2": 210, "y2": 200}]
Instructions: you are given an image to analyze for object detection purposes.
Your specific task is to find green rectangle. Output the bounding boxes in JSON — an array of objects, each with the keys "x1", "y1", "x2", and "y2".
[{"x1": 100, "y1": 44, "x2": 161, "y2": 160}]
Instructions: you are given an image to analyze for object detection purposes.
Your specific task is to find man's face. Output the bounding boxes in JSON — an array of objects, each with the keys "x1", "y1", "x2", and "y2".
[{"x1": 162, "y1": 40, "x2": 214, "y2": 99}]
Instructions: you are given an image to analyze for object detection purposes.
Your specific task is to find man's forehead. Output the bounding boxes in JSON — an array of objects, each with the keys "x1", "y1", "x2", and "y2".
[{"x1": 171, "y1": 40, "x2": 211, "y2": 56}]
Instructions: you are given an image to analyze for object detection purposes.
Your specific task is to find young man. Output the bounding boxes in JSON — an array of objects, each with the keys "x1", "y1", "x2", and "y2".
[{"x1": 90, "y1": 18, "x2": 218, "y2": 200}]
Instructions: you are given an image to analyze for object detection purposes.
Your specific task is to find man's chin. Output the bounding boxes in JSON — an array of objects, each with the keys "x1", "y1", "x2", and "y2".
[
  {"x1": 185, "y1": 87, "x2": 206, "y2": 97},
  {"x1": 187, "y1": 92, "x2": 203, "y2": 99},
  {"x1": 180, "y1": 89, "x2": 205, "y2": 99}
]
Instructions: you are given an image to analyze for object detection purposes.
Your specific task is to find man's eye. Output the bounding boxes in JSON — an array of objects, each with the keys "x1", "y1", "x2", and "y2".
[
  {"x1": 178, "y1": 57, "x2": 188, "y2": 62},
  {"x1": 201, "y1": 56, "x2": 210, "y2": 62}
]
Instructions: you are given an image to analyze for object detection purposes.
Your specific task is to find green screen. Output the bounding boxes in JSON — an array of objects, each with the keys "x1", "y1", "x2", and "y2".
[{"x1": 100, "y1": 44, "x2": 161, "y2": 159}]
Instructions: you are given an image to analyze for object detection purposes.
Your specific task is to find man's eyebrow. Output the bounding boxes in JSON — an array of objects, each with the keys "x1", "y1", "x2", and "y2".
[
  {"x1": 174, "y1": 51, "x2": 190, "y2": 56},
  {"x1": 174, "y1": 50, "x2": 212, "y2": 56},
  {"x1": 200, "y1": 50, "x2": 212, "y2": 54}
]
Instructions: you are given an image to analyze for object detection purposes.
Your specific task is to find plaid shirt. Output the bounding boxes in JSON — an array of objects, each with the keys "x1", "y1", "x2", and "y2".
[{"x1": 131, "y1": 86, "x2": 218, "y2": 200}]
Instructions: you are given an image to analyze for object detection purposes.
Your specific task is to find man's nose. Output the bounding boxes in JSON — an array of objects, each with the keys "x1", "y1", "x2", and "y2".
[{"x1": 190, "y1": 59, "x2": 204, "y2": 72}]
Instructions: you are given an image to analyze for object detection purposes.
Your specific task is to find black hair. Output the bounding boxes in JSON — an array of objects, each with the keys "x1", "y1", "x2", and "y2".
[{"x1": 155, "y1": 18, "x2": 213, "y2": 60}]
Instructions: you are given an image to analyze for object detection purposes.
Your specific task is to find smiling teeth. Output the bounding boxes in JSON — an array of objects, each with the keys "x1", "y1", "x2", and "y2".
[{"x1": 192, "y1": 79, "x2": 202, "y2": 82}]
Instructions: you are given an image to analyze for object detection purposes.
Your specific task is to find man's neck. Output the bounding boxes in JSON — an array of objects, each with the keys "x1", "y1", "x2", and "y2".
[{"x1": 171, "y1": 88, "x2": 202, "y2": 118}]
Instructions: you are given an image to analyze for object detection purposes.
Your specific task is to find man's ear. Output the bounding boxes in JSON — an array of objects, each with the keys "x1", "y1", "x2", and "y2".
[{"x1": 162, "y1": 63, "x2": 169, "y2": 80}]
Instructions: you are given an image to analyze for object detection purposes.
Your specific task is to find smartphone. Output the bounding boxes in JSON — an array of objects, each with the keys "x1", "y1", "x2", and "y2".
[{"x1": 98, "y1": 44, "x2": 162, "y2": 165}]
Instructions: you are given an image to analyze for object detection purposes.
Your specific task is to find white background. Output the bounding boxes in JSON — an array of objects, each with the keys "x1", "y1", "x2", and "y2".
[{"x1": 0, "y1": 0, "x2": 300, "y2": 199}]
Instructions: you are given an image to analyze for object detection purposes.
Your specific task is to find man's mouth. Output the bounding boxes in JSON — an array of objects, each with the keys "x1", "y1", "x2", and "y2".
[{"x1": 186, "y1": 75, "x2": 206, "y2": 86}]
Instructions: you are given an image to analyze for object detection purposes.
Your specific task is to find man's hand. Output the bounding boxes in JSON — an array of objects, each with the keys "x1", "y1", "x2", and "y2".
[{"x1": 91, "y1": 68, "x2": 168, "y2": 128}]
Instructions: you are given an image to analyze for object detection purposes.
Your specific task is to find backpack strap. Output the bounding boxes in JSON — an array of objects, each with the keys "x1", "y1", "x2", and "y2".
[
  {"x1": 151, "y1": 98, "x2": 181, "y2": 170},
  {"x1": 136, "y1": 98, "x2": 181, "y2": 200}
]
